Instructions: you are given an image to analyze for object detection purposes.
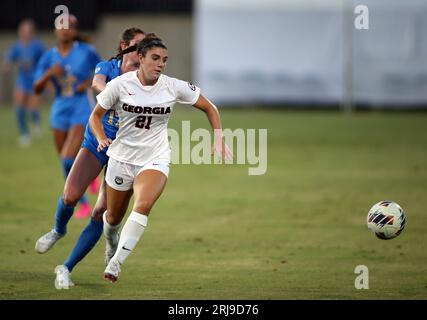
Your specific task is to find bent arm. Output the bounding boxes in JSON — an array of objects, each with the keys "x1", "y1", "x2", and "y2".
[
  {"x1": 33, "y1": 69, "x2": 52, "y2": 94},
  {"x1": 33, "y1": 64, "x2": 64, "y2": 94},
  {"x1": 76, "y1": 78, "x2": 94, "y2": 93},
  {"x1": 89, "y1": 104, "x2": 108, "y2": 142},
  {"x1": 193, "y1": 95, "x2": 233, "y2": 161},
  {"x1": 193, "y1": 94, "x2": 233, "y2": 161},
  {"x1": 91, "y1": 74, "x2": 107, "y2": 95},
  {"x1": 192, "y1": 94, "x2": 223, "y2": 137}
]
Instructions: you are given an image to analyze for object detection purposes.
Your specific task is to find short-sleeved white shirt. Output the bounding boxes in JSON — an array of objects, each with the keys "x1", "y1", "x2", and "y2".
[{"x1": 96, "y1": 71, "x2": 200, "y2": 165}]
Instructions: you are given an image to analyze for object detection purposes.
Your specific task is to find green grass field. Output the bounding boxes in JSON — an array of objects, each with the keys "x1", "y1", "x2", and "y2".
[{"x1": 0, "y1": 105, "x2": 426, "y2": 299}]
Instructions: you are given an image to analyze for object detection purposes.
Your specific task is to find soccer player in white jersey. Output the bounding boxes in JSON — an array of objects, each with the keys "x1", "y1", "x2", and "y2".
[{"x1": 89, "y1": 33, "x2": 233, "y2": 282}]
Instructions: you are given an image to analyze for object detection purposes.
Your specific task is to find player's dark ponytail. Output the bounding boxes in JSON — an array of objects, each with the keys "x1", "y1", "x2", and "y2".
[
  {"x1": 136, "y1": 33, "x2": 167, "y2": 57},
  {"x1": 111, "y1": 44, "x2": 137, "y2": 60},
  {"x1": 110, "y1": 27, "x2": 145, "y2": 61}
]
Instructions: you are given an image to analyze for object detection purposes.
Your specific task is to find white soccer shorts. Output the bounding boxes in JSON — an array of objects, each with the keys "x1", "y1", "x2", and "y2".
[{"x1": 106, "y1": 157, "x2": 170, "y2": 191}]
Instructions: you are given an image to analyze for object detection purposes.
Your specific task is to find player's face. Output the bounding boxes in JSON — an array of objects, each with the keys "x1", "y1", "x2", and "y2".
[
  {"x1": 55, "y1": 27, "x2": 77, "y2": 43},
  {"x1": 54, "y1": 14, "x2": 78, "y2": 43},
  {"x1": 18, "y1": 22, "x2": 34, "y2": 42},
  {"x1": 124, "y1": 33, "x2": 145, "y2": 69},
  {"x1": 139, "y1": 47, "x2": 168, "y2": 81}
]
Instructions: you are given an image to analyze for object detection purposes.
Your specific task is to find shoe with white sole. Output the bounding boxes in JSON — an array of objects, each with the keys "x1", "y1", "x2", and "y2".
[
  {"x1": 18, "y1": 135, "x2": 31, "y2": 148},
  {"x1": 35, "y1": 229, "x2": 63, "y2": 254},
  {"x1": 104, "y1": 259, "x2": 121, "y2": 283},
  {"x1": 54, "y1": 265, "x2": 74, "y2": 289}
]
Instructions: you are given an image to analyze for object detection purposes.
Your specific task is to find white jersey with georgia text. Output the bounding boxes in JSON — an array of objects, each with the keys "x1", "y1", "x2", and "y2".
[{"x1": 96, "y1": 71, "x2": 201, "y2": 165}]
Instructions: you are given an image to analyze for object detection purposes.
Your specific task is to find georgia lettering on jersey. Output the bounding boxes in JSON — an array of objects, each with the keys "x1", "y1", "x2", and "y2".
[{"x1": 96, "y1": 71, "x2": 200, "y2": 166}]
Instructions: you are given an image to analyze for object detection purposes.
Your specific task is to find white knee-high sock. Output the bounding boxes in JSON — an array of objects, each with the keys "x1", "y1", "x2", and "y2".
[
  {"x1": 103, "y1": 211, "x2": 121, "y2": 246},
  {"x1": 112, "y1": 211, "x2": 148, "y2": 265}
]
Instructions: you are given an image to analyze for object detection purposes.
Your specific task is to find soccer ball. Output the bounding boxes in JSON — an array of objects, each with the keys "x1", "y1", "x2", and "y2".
[{"x1": 367, "y1": 201, "x2": 406, "y2": 240}]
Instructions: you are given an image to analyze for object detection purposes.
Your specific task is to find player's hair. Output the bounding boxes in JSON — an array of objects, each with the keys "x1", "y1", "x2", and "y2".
[
  {"x1": 117, "y1": 28, "x2": 146, "y2": 53},
  {"x1": 18, "y1": 18, "x2": 36, "y2": 39},
  {"x1": 110, "y1": 28, "x2": 146, "y2": 61},
  {"x1": 55, "y1": 14, "x2": 91, "y2": 43},
  {"x1": 136, "y1": 33, "x2": 167, "y2": 57},
  {"x1": 19, "y1": 18, "x2": 36, "y2": 30}
]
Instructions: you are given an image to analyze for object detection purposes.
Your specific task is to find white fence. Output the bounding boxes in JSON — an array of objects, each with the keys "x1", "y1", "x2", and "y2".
[{"x1": 194, "y1": 0, "x2": 427, "y2": 106}]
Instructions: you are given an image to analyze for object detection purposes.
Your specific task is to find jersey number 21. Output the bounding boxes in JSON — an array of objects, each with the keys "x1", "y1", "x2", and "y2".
[{"x1": 135, "y1": 116, "x2": 152, "y2": 130}]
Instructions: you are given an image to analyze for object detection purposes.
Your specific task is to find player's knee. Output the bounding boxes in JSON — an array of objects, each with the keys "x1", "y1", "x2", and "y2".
[
  {"x1": 62, "y1": 186, "x2": 81, "y2": 206},
  {"x1": 134, "y1": 200, "x2": 154, "y2": 215},
  {"x1": 92, "y1": 205, "x2": 106, "y2": 222},
  {"x1": 106, "y1": 212, "x2": 122, "y2": 226}
]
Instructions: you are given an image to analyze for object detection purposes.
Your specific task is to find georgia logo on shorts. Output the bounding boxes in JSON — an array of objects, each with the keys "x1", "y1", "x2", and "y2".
[
  {"x1": 115, "y1": 176, "x2": 123, "y2": 185},
  {"x1": 187, "y1": 82, "x2": 196, "y2": 91}
]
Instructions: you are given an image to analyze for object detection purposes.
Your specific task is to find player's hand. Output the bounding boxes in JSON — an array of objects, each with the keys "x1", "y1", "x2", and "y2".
[
  {"x1": 75, "y1": 79, "x2": 92, "y2": 93},
  {"x1": 212, "y1": 133, "x2": 233, "y2": 163},
  {"x1": 97, "y1": 138, "x2": 113, "y2": 152},
  {"x1": 48, "y1": 64, "x2": 64, "y2": 78}
]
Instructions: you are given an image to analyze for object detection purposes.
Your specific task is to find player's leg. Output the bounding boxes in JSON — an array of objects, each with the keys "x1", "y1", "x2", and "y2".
[
  {"x1": 13, "y1": 88, "x2": 30, "y2": 146},
  {"x1": 35, "y1": 148, "x2": 103, "y2": 254},
  {"x1": 63, "y1": 149, "x2": 103, "y2": 207},
  {"x1": 104, "y1": 167, "x2": 168, "y2": 282},
  {"x1": 55, "y1": 180, "x2": 107, "y2": 290},
  {"x1": 102, "y1": 182, "x2": 133, "y2": 282},
  {"x1": 36, "y1": 103, "x2": 83, "y2": 253},
  {"x1": 69, "y1": 96, "x2": 95, "y2": 211},
  {"x1": 61, "y1": 168, "x2": 109, "y2": 274},
  {"x1": 53, "y1": 153, "x2": 108, "y2": 288},
  {"x1": 98, "y1": 172, "x2": 134, "y2": 265},
  {"x1": 53, "y1": 128, "x2": 67, "y2": 154},
  {"x1": 60, "y1": 124, "x2": 91, "y2": 214},
  {"x1": 103, "y1": 182, "x2": 134, "y2": 249},
  {"x1": 35, "y1": 111, "x2": 70, "y2": 254},
  {"x1": 28, "y1": 93, "x2": 42, "y2": 137},
  {"x1": 58, "y1": 125, "x2": 90, "y2": 213},
  {"x1": 57, "y1": 148, "x2": 103, "y2": 234},
  {"x1": 92, "y1": 170, "x2": 109, "y2": 222},
  {"x1": 56, "y1": 126, "x2": 93, "y2": 216},
  {"x1": 60, "y1": 124, "x2": 85, "y2": 177},
  {"x1": 102, "y1": 158, "x2": 135, "y2": 282}
]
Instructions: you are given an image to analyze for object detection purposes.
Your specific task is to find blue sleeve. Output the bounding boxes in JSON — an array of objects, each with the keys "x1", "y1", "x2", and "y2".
[
  {"x1": 94, "y1": 60, "x2": 112, "y2": 77},
  {"x1": 5, "y1": 43, "x2": 19, "y2": 63},
  {"x1": 34, "y1": 50, "x2": 51, "y2": 81}
]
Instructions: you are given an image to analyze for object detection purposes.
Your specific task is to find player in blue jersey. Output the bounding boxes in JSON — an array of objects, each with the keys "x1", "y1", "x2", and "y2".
[
  {"x1": 34, "y1": 27, "x2": 145, "y2": 289},
  {"x1": 33, "y1": 15, "x2": 101, "y2": 219},
  {"x1": 3, "y1": 19, "x2": 45, "y2": 147}
]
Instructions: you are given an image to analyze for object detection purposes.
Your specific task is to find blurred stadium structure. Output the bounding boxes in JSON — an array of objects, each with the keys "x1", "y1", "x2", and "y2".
[
  {"x1": 1, "y1": 0, "x2": 426, "y2": 109},
  {"x1": 195, "y1": 0, "x2": 427, "y2": 108}
]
